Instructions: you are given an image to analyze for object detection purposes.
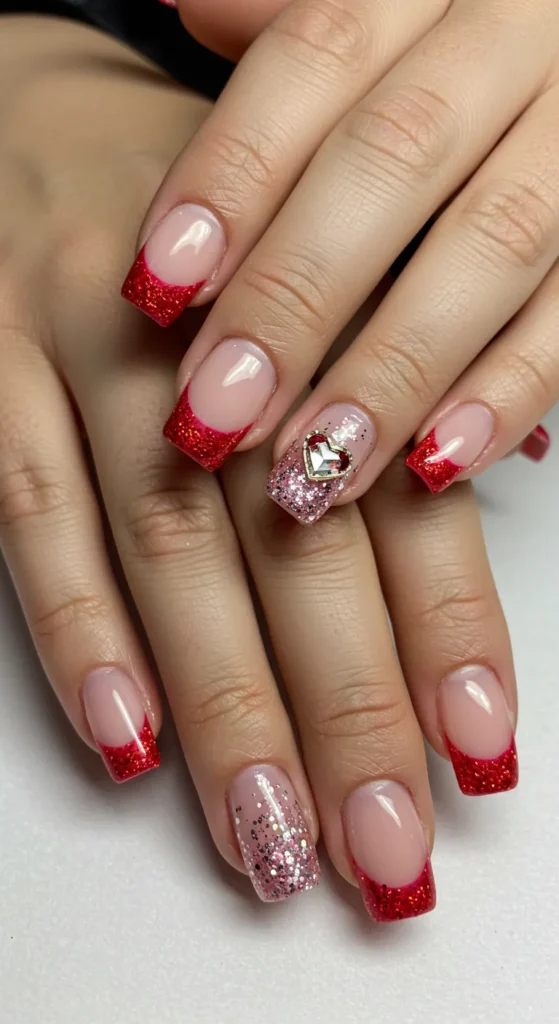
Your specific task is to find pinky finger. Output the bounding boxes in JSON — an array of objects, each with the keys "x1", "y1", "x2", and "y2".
[
  {"x1": 0, "y1": 343, "x2": 162, "y2": 782},
  {"x1": 406, "y1": 262, "x2": 558, "y2": 493}
]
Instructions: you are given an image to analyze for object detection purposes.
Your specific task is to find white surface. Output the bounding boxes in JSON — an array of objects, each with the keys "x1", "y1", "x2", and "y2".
[{"x1": 1, "y1": 410, "x2": 559, "y2": 1024}]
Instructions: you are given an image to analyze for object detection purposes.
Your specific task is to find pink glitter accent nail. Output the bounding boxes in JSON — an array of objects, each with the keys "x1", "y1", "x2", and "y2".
[
  {"x1": 228, "y1": 765, "x2": 320, "y2": 902},
  {"x1": 266, "y1": 404, "x2": 375, "y2": 525}
]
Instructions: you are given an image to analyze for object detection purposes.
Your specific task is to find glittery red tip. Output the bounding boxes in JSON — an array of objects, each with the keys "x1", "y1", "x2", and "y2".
[
  {"x1": 353, "y1": 858, "x2": 436, "y2": 923},
  {"x1": 446, "y1": 736, "x2": 518, "y2": 796},
  {"x1": 121, "y1": 248, "x2": 204, "y2": 327},
  {"x1": 520, "y1": 424, "x2": 551, "y2": 463},
  {"x1": 406, "y1": 429, "x2": 461, "y2": 494},
  {"x1": 98, "y1": 715, "x2": 160, "y2": 783},
  {"x1": 163, "y1": 385, "x2": 252, "y2": 471}
]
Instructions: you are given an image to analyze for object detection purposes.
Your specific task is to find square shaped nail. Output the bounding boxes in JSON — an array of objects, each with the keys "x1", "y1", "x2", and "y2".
[{"x1": 83, "y1": 668, "x2": 160, "y2": 783}]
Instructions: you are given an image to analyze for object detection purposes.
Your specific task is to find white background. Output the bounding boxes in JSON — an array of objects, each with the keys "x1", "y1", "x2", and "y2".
[{"x1": 1, "y1": 409, "x2": 558, "y2": 1024}]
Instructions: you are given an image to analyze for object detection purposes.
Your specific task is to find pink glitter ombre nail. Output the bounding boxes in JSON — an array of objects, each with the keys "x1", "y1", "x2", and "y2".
[{"x1": 228, "y1": 765, "x2": 320, "y2": 902}]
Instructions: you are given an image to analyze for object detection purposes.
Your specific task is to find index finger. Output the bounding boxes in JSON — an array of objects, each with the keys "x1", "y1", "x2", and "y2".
[{"x1": 122, "y1": 0, "x2": 447, "y2": 326}]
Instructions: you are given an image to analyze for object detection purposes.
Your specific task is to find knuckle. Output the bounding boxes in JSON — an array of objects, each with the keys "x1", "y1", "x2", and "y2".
[
  {"x1": 309, "y1": 678, "x2": 410, "y2": 745},
  {"x1": 32, "y1": 593, "x2": 109, "y2": 644},
  {"x1": 411, "y1": 577, "x2": 493, "y2": 651},
  {"x1": 502, "y1": 344, "x2": 557, "y2": 407},
  {"x1": 342, "y1": 84, "x2": 456, "y2": 181},
  {"x1": 274, "y1": 0, "x2": 370, "y2": 74},
  {"x1": 463, "y1": 177, "x2": 558, "y2": 271},
  {"x1": 204, "y1": 127, "x2": 283, "y2": 211},
  {"x1": 123, "y1": 484, "x2": 227, "y2": 564},
  {"x1": 241, "y1": 246, "x2": 336, "y2": 339},
  {"x1": 0, "y1": 459, "x2": 74, "y2": 531},
  {"x1": 182, "y1": 669, "x2": 273, "y2": 733},
  {"x1": 256, "y1": 499, "x2": 361, "y2": 568},
  {"x1": 359, "y1": 327, "x2": 439, "y2": 411}
]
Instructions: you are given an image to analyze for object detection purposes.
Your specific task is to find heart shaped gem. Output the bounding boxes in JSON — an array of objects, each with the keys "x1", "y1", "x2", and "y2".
[{"x1": 302, "y1": 432, "x2": 353, "y2": 482}]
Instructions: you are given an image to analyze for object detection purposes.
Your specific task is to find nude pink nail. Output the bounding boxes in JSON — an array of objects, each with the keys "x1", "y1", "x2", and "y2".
[
  {"x1": 344, "y1": 780, "x2": 435, "y2": 922},
  {"x1": 121, "y1": 204, "x2": 226, "y2": 326},
  {"x1": 164, "y1": 339, "x2": 276, "y2": 470},
  {"x1": 266, "y1": 403, "x2": 376, "y2": 525},
  {"x1": 438, "y1": 665, "x2": 518, "y2": 796},
  {"x1": 82, "y1": 668, "x2": 160, "y2": 783},
  {"x1": 406, "y1": 403, "x2": 495, "y2": 493},
  {"x1": 228, "y1": 764, "x2": 320, "y2": 902}
]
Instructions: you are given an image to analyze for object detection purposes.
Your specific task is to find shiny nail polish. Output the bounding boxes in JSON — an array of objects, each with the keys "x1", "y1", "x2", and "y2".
[
  {"x1": 438, "y1": 665, "x2": 518, "y2": 796},
  {"x1": 82, "y1": 668, "x2": 160, "y2": 783},
  {"x1": 520, "y1": 424, "x2": 550, "y2": 462},
  {"x1": 344, "y1": 780, "x2": 435, "y2": 922},
  {"x1": 406, "y1": 403, "x2": 495, "y2": 494},
  {"x1": 266, "y1": 403, "x2": 376, "y2": 525},
  {"x1": 164, "y1": 338, "x2": 276, "y2": 470},
  {"x1": 121, "y1": 204, "x2": 225, "y2": 326},
  {"x1": 228, "y1": 765, "x2": 320, "y2": 902}
]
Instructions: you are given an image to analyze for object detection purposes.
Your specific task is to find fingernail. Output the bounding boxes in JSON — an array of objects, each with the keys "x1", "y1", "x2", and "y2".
[
  {"x1": 406, "y1": 403, "x2": 495, "y2": 494},
  {"x1": 266, "y1": 403, "x2": 376, "y2": 525},
  {"x1": 157, "y1": 0, "x2": 177, "y2": 6},
  {"x1": 520, "y1": 424, "x2": 551, "y2": 463},
  {"x1": 82, "y1": 667, "x2": 160, "y2": 783},
  {"x1": 343, "y1": 780, "x2": 435, "y2": 922},
  {"x1": 164, "y1": 339, "x2": 276, "y2": 470},
  {"x1": 121, "y1": 204, "x2": 226, "y2": 327},
  {"x1": 228, "y1": 764, "x2": 320, "y2": 902},
  {"x1": 438, "y1": 665, "x2": 518, "y2": 796}
]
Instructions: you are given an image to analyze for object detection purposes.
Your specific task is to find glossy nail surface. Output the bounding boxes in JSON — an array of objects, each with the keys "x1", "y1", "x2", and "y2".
[
  {"x1": 164, "y1": 339, "x2": 276, "y2": 470},
  {"x1": 406, "y1": 403, "x2": 495, "y2": 494},
  {"x1": 122, "y1": 204, "x2": 225, "y2": 326},
  {"x1": 520, "y1": 424, "x2": 551, "y2": 463},
  {"x1": 344, "y1": 780, "x2": 435, "y2": 922},
  {"x1": 438, "y1": 665, "x2": 518, "y2": 796},
  {"x1": 266, "y1": 403, "x2": 376, "y2": 525},
  {"x1": 83, "y1": 668, "x2": 160, "y2": 783},
  {"x1": 228, "y1": 765, "x2": 319, "y2": 902}
]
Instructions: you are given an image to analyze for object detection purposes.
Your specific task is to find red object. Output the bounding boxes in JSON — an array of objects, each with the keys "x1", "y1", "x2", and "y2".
[
  {"x1": 98, "y1": 716, "x2": 160, "y2": 783},
  {"x1": 163, "y1": 385, "x2": 252, "y2": 471},
  {"x1": 446, "y1": 736, "x2": 518, "y2": 796},
  {"x1": 405, "y1": 429, "x2": 461, "y2": 494},
  {"x1": 520, "y1": 424, "x2": 551, "y2": 463},
  {"x1": 121, "y1": 248, "x2": 204, "y2": 327},
  {"x1": 353, "y1": 858, "x2": 436, "y2": 923}
]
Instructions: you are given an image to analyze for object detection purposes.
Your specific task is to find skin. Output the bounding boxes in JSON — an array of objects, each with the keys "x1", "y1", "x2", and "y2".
[
  {"x1": 147, "y1": 0, "x2": 559, "y2": 507},
  {"x1": 0, "y1": 15, "x2": 516, "y2": 897}
]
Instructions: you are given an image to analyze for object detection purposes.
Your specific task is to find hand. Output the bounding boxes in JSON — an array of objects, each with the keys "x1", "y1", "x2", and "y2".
[
  {"x1": 1, "y1": 15, "x2": 517, "y2": 923},
  {"x1": 127, "y1": 0, "x2": 555, "y2": 521}
]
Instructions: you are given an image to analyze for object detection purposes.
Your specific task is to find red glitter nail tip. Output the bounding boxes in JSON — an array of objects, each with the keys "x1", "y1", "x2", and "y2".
[
  {"x1": 163, "y1": 385, "x2": 252, "y2": 471},
  {"x1": 98, "y1": 715, "x2": 160, "y2": 783},
  {"x1": 121, "y1": 248, "x2": 204, "y2": 327},
  {"x1": 354, "y1": 858, "x2": 436, "y2": 923},
  {"x1": 406, "y1": 429, "x2": 462, "y2": 494},
  {"x1": 446, "y1": 736, "x2": 518, "y2": 796},
  {"x1": 520, "y1": 424, "x2": 551, "y2": 463}
]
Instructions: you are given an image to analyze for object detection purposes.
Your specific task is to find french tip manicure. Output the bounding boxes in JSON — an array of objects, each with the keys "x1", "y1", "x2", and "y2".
[
  {"x1": 354, "y1": 857, "x2": 436, "y2": 923},
  {"x1": 520, "y1": 424, "x2": 551, "y2": 463},
  {"x1": 438, "y1": 666, "x2": 518, "y2": 796},
  {"x1": 163, "y1": 384, "x2": 251, "y2": 471},
  {"x1": 82, "y1": 668, "x2": 160, "y2": 783},
  {"x1": 446, "y1": 736, "x2": 518, "y2": 796},
  {"x1": 228, "y1": 765, "x2": 320, "y2": 902},
  {"x1": 406, "y1": 403, "x2": 495, "y2": 494},
  {"x1": 121, "y1": 249, "x2": 204, "y2": 327}
]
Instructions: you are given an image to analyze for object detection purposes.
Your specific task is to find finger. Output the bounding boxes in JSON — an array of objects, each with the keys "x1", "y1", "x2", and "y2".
[
  {"x1": 0, "y1": 333, "x2": 162, "y2": 782},
  {"x1": 406, "y1": 259, "x2": 558, "y2": 492},
  {"x1": 222, "y1": 431, "x2": 436, "y2": 922},
  {"x1": 266, "y1": 72, "x2": 559, "y2": 521},
  {"x1": 362, "y1": 458, "x2": 518, "y2": 795},
  {"x1": 176, "y1": 0, "x2": 289, "y2": 61},
  {"x1": 168, "y1": 0, "x2": 556, "y2": 481},
  {"x1": 71, "y1": 335, "x2": 320, "y2": 901},
  {"x1": 122, "y1": 0, "x2": 447, "y2": 326}
]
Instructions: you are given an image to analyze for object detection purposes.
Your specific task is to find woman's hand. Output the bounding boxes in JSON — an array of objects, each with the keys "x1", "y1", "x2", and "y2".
[
  {"x1": 0, "y1": 15, "x2": 518, "y2": 922},
  {"x1": 129, "y1": 0, "x2": 556, "y2": 520}
]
